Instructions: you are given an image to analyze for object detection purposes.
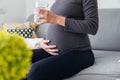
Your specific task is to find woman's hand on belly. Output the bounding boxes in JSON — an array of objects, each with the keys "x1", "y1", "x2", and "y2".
[{"x1": 40, "y1": 39, "x2": 59, "y2": 55}]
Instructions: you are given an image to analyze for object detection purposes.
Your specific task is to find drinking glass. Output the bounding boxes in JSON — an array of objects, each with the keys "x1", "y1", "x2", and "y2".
[{"x1": 34, "y1": 1, "x2": 49, "y2": 23}]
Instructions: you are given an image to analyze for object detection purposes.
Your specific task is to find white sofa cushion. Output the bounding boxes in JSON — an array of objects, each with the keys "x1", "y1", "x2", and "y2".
[{"x1": 24, "y1": 38, "x2": 43, "y2": 49}]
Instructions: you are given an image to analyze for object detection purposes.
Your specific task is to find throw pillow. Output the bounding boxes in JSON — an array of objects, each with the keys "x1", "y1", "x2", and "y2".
[
  {"x1": 24, "y1": 38, "x2": 43, "y2": 49},
  {"x1": 7, "y1": 28, "x2": 34, "y2": 38},
  {"x1": 3, "y1": 22, "x2": 38, "y2": 38}
]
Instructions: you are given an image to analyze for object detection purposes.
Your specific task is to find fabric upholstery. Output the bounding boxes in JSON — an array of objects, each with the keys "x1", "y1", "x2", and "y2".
[
  {"x1": 80, "y1": 50, "x2": 120, "y2": 75},
  {"x1": 65, "y1": 75, "x2": 119, "y2": 80},
  {"x1": 89, "y1": 9, "x2": 120, "y2": 51},
  {"x1": 65, "y1": 50, "x2": 120, "y2": 80}
]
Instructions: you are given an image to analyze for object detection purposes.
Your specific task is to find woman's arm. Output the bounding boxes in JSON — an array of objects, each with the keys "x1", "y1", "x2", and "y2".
[
  {"x1": 37, "y1": 0, "x2": 98, "y2": 35},
  {"x1": 35, "y1": 9, "x2": 65, "y2": 26},
  {"x1": 64, "y1": 0, "x2": 99, "y2": 35}
]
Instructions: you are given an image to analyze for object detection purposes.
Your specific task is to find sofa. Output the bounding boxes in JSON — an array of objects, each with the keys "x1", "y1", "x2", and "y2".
[{"x1": 27, "y1": 9, "x2": 120, "y2": 80}]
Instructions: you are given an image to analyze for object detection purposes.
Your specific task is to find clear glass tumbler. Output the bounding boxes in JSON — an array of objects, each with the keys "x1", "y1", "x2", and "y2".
[{"x1": 34, "y1": 1, "x2": 49, "y2": 23}]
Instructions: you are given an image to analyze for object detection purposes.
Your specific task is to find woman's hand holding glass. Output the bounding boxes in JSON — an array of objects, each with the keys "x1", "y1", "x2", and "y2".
[{"x1": 34, "y1": 9, "x2": 65, "y2": 26}]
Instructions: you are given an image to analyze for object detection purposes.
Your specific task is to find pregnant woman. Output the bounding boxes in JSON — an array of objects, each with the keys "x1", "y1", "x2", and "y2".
[{"x1": 27, "y1": 0, "x2": 99, "y2": 80}]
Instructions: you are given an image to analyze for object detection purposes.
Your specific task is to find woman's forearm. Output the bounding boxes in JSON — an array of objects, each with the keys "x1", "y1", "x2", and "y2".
[
  {"x1": 37, "y1": 9, "x2": 66, "y2": 27},
  {"x1": 55, "y1": 15, "x2": 65, "y2": 27}
]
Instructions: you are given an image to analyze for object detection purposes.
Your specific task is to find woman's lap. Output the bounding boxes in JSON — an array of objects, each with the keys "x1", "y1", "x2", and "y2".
[
  {"x1": 32, "y1": 49, "x2": 53, "y2": 63},
  {"x1": 28, "y1": 49, "x2": 95, "y2": 80}
]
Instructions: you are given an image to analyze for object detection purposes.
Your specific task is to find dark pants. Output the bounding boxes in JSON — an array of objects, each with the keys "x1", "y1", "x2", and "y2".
[{"x1": 27, "y1": 49, "x2": 95, "y2": 80}]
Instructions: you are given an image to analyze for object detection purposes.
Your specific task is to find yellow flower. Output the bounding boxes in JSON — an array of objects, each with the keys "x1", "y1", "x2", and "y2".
[{"x1": 0, "y1": 30, "x2": 33, "y2": 80}]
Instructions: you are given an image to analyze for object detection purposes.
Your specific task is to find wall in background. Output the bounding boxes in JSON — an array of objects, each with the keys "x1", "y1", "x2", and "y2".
[
  {"x1": 0, "y1": 0, "x2": 120, "y2": 24},
  {"x1": 0, "y1": 0, "x2": 26, "y2": 24},
  {"x1": 98, "y1": 0, "x2": 120, "y2": 8}
]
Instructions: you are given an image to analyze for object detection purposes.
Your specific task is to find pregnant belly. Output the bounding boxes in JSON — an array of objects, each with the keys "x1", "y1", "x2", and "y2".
[
  {"x1": 45, "y1": 24, "x2": 90, "y2": 53},
  {"x1": 46, "y1": 25, "x2": 69, "y2": 52}
]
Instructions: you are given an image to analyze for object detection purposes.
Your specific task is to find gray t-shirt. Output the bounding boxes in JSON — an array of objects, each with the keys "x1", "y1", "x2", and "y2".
[{"x1": 46, "y1": 0, "x2": 99, "y2": 53}]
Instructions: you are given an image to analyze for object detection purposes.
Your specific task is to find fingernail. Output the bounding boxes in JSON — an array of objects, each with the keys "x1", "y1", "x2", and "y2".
[{"x1": 47, "y1": 40, "x2": 49, "y2": 42}]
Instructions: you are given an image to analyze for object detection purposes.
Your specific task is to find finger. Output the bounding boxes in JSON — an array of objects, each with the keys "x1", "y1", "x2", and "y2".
[
  {"x1": 39, "y1": 9, "x2": 47, "y2": 13},
  {"x1": 45, "y1": 45, "x2": 57, "y2": 49},
  {"x1": 35, "y1": 15, "x2": 47, "y2": 23},
  {"x1": 39, "y1": 15, "x2": 47, "y2": 19},
  {"x1": 34, "y1": 14, "x2": 41, "y2": 19},
  {"x1": 43, "y1": 40, "x2": 50, "y2": 44},
  {"x1": 39, "y1": 9, "x2": 49, "y2": 16},
  {"x1": 47, "y1": 49, "x2": 59, "y2": 53},
  {"x1": 34, "y1": 9, "x2": 40, "y2": 14},
  {"x1": 43, "y1": 40, "x2": 50, "y2": 43}
]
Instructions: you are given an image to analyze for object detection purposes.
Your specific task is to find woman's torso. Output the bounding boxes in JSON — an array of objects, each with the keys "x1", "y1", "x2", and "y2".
[{"x1": 45, "y1": 0, "x2": 91, "y2": 53}]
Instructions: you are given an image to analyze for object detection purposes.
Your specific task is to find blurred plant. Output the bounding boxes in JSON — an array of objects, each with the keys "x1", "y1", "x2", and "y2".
[{"x1": 0, "y1": 30, "x2": 33, "y2": 80}]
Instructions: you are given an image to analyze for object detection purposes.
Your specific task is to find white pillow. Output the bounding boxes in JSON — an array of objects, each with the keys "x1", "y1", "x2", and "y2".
[{"x1": 24, "y1": 38, "x2": 43, "y2": 49}]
